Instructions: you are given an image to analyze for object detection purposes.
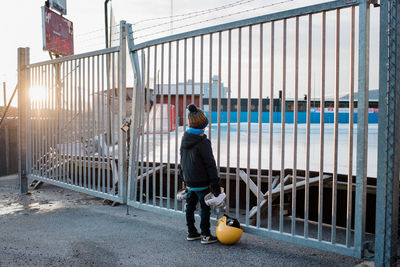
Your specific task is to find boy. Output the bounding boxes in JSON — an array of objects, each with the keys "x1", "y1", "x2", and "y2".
[{"x1": 180, "y1": 103, "x2": 221, "y2": 244}]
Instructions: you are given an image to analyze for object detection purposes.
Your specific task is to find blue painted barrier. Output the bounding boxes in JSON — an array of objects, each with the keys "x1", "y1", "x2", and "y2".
[{"x1": 205, "y1": 111, "x2": 379, "y2": 124}]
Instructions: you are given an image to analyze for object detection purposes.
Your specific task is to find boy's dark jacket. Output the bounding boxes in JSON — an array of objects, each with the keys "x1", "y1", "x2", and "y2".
[{"x1": 180, "y1": 132, "x2": 221, "y2": 196}]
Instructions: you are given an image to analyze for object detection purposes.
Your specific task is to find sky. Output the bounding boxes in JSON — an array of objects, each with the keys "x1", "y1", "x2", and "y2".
[{"x1": 0, "y1": 0, "x2": 380, "y2": 106}]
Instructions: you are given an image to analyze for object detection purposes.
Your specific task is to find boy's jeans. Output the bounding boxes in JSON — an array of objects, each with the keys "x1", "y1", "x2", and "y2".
[{"x1": 185, "y1": 189, "x2": 211, "y2": 236}]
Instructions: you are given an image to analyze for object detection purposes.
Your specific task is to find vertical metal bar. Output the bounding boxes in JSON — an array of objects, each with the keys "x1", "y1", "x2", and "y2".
[
  {"x1": 50, "y1": 64, "x2": 55, "y2": 180},
  {"x1": 292, "y1": 16, "x2": 299, "y2": 236},
  {"x1": 46, "y1": 64, "x2": 50, "y2": 179},
  {"x1": 183, "y1": 38, "x2": 187, "y2": 133},
  {"x1": 304, "y1": 14, "x2": 312, "y2": 239},
  {"x1": 376, "y1": 0, "x2": 389, "y2": 263},
  {"x1": 5, "y1": 124, "x2": 9, "y2": 175},
  {"x1": 91, "y1": 56, "x2": 95, "y2": 191},
  {"x1": 226, "y1": 29, "x2": 232, "y2": 214},
  {"x1": 355, "y1": 0, "x2": 369, "y2": 257},
  {"x1": 182, "y1": 39, "x2": 187, "y2": 212},
  {"x1": 331, "y1": 10, "x2": 339, "y2": 244},
  {"x1": 191, "y1": 37, "x2": 195, "y2": 104},
  {"x1": 86, "y1": 58, "x2": 90, "y2": 189},
  {"x1": 346, "y1": 6, "x2": 355, "y2": 247},
  {"x1": 140, "y1": 51, "x2": 145, "y2": 204},
  {"x1": 280, "y1": 19, "x2": 287, "y2": 234},
  {"x1": 119, "y1": 21, "x2": 127, "y2": 202},
  {"x1": 167, "y1": 43, "x2": 171, "y2": 209},
  {"x1": 83, "y1": 58, "x2": 87, "y2": 188},
  {"x1": 79, "y1": 58, "x2": 83, "y2": 187},
  {"x1": 257, "y1": 23, "x2": 263, "y2": 229},
  {"x1": 200, "y1": 35, "x2": 204, "y2": 109},
  {"x1": 97, "y1": 55, "x2": 101, "y2": 191},
  {"x1": 375, "y1": 0, "x2": 400, "y2": 264},
  {"x1": 17, "y1": 47, "x2": 29, "y2": 193},
  {"x1": 101, "y1": 55, "x2": 106, "y2": 192},
  {"x1": 236, "y1": 27, "x2": 242, "y2": 219},
  {"x1": 217, "y1": 32, "x2": 222, "y2": 173},
  {"x1": 62, "y1": 63, "x2": 66, "y2": 183},
  {"x1": 106, "y1": 54, "x2": 111, "y2": 194},
  {"x1": 160, "y1": 43, "x2": 164, "y2": 208},
  {"x1": 153, "y1": 45, "x2": 157, "y2": 206},
  {"x1": 174, "y1": 41, "x2": 179, "y2": 211},
  {"x1": 146, "y1": 47, "x2": 150, "y2": 204},
  {"x1": 246, "y1": 26, "x2": 252, "y2": 227},
  {"x1": 111, "y1": 53, "x2": 116, "y2": 194},
  {"x1": 208, "y1": 34, "x2": 213, "y2": 139},
  {"x1": 318, "y1": 11, "x2": 326, "y2": 242},
  {"x1": 268, "y1": 21, "x2": 275, "y2": 230}
]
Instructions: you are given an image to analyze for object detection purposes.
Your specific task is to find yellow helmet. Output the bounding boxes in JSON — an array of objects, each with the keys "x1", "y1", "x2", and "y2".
[{"x1": 216, "y1": 214, "x2": 243, "y2": 245}]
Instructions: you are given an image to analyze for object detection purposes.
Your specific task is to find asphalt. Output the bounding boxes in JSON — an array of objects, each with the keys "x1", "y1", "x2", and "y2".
[{"x1": 0, "y1": 175, "x2": 366, "y2": 266}]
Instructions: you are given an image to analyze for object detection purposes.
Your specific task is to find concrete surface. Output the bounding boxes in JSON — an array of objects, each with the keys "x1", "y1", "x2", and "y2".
[{"x1": 0, "y1": 175, "x2": 364, "y2": 266}]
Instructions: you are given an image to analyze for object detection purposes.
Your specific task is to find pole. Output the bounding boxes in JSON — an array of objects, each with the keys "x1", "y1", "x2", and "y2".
[
  {"x1": 3, "y1": 82, "x2": 6, "y2": 107},
  {"x1": 105, "y1": 0, "x2": 110, "y2": 48},
  {"x1": 18, "y1": 47, "x2": 29, "y2": 194}
]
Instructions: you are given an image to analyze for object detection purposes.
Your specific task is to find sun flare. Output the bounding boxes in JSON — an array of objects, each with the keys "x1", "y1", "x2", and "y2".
[{"x1": 29, "y1": 86, "x2": 46, "y2": 102}]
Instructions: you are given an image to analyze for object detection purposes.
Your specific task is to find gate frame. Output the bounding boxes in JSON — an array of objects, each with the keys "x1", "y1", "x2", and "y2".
[
  {"x1": 19, "y1": 22, "x2": 128, "y2": 203},
  {"x1": 126, "y1": 0, "x2": 374, "y2": 259},
  {"x1": 375, "y1": 0, "x2": 400, "y2": 265}
]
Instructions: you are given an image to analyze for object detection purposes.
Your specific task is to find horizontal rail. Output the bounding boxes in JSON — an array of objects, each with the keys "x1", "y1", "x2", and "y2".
[
  {"x1": 28, "y1": 174, "x2": 121, "y2": 202},
  {"x1": 128, "y1": 201, "x2": 358, "y2": 258},
  {"x1": 27, "y1": 46, "x2": 120, "y2": 68},
  {"x1": 130, "y1": 0, "x2": 359, "y2": 51}
]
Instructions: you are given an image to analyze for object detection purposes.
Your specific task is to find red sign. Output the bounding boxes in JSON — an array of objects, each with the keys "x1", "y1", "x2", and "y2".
[{"x1": 42, "y1": 6, "x2": 74, "y2": 56}]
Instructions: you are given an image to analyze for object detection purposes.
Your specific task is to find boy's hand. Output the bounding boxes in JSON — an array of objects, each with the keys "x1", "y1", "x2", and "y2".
[{"x1": 211, "y1": 184, "x2": 221, "y2": 197}]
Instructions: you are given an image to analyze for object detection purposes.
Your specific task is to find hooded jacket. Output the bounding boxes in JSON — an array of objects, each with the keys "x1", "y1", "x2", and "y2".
[{"x1": 180, "y1": 132, "x2": 221, "y2": 195}]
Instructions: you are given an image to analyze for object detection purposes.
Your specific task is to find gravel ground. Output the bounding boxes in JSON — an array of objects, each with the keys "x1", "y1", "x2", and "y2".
[{"x1": 0, "y1": 175, "x2": 366, "y2": 266}]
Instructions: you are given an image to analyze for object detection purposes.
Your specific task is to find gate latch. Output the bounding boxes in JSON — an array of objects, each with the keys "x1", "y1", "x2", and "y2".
[{"x1": 121, "y1": 118, "x2": 131, "y2": 133}]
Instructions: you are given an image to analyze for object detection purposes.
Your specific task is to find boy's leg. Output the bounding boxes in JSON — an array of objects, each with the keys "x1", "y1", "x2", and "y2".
[
  {"x1": 186, "y1": 191, "x2": 199, "y2": 234},
  {"x1": 197, "y1": 190, "x2": 211, "y2": 236}
]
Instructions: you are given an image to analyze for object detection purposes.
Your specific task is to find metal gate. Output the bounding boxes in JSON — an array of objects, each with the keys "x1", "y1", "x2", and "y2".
[
  {"x1": 16, "y1": 0, "x2": 399, "y2": 263},
  {"x1": 126, "y1": 0, "x2": 377, "y2": 259},
  {"x1": 19, "y1": 23, "x2": 128, "y2": 203}
]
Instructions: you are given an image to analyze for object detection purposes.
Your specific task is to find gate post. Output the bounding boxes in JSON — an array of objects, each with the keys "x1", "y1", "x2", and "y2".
[
  {"x1": 126, "y1": 23, "x2": 143, "y2": 203},
  {"x1": 354, "y1": 0, "x2": 370, "y2": 258},
  {"x1": 17, "y1": 47, "x2": 30, "y2": 194},
  {"x1": 375, "y1": 0, "x2": 400, "y2": 265},
  {"x1": 119, "y1": 21, "x2": 127, "y2": 203}
]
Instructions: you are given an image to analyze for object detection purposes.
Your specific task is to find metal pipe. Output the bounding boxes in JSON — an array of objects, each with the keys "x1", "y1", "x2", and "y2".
[
  {"x1": 246, "y1": 26, "x2": 252, "y2": 226},
  {"x1": 174, "y1": 41, "x2": 179, "y2": 211},
  {"x1": 236, "y1": 27, "x2": 242, "y2": 219},
  {"x1": 160, "y1": 43, "x2": 164, "y2": 208},
  {"x1": 292, "y1": 16, "x2": 299, "y2": 236},
  {"x1": 280, "y1": 19, "x2": 287, "y2": 234},
  {"x1": 208, "y1": 34, "x2": 213, "y2": 139},
  {"x1": 268, "y1": 21, "x2": 275, "y2": 231},
  {"x1": 318, "y1": 11, "x2": 326, "y2": 242},
  {"x1": 226, "y1": 29, "x2": 232, "y2": 214},
  {"x1": 346, "y1": 6, "x2": 355, "y2": 247},
  {"x1": 304, "y1": 14, "x2": 312, "y2": 238},
  {"x1": 217, "y1": 31, "x2": 222, "y2": 173},
  {"x1": 153, "y1": 45, "x2": 157, "y2": 205},
  {"x1": 257, "y1": 23, "x2": 263, "y2": 229},
  {"x1": 331, "y1": 10, "x2": 339, "y2": 244}
]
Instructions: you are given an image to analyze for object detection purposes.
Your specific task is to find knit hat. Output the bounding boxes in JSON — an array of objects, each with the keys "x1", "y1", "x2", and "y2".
[{"x1": 187, "y1": 104, "x2": 208, "y2": 129}]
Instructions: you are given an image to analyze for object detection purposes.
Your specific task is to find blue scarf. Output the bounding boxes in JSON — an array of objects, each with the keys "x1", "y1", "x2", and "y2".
[{"x1": 186, "y1": 128, "x2": 204, "y2": 135}]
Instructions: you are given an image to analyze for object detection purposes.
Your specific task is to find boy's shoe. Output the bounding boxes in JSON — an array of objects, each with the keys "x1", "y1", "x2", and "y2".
[
  {"x1": 201, "y1": 235, "x2": 218, "y2": 244},
  {"x1": 187, "y1": 232, "x2": 201, "y2": 241}
]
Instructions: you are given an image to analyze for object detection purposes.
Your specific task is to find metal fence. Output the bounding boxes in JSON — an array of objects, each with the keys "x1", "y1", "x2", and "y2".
[
  {"x1": 16, "y1": 0, "x2": 399, "y2": 264},
  {"x1": 19, "y1": 23, "x2": 128, "y2": 203},
  {"x1": 126, "y1": 0, "x2": 374, "y2": 259}
]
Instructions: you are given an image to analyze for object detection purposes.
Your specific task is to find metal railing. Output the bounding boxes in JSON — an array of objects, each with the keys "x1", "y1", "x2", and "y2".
[
  {"x1": 126, "y1": 0, "x2": 373, "y2": 258},
  {"x1": 20, "y1": 23, "x2": 128, "y2": 202}
]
